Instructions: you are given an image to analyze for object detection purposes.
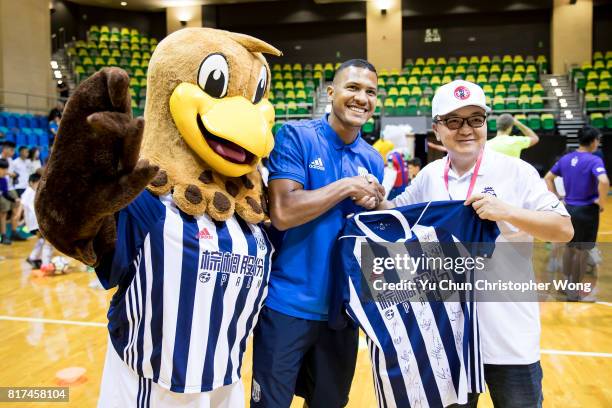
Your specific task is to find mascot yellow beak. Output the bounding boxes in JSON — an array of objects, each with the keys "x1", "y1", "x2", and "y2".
[{"x1": 170, "y1": 82, "x2": 275, "y2": 178}]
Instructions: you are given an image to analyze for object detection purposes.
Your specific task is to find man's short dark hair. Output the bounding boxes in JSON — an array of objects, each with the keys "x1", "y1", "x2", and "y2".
[
  {"x1": 333, "y1": 59, "x2": 377, "y2": 82},
  {"x1": 18, "y1": 146, "x2": 28, "y2": 153},
  {"x1": 496, "y1": 114, "x2": 514, "y2": 133},
  {"x1": 29, "y1": 173, "x2": 41, "y2": 184},
  {"x1": 2, "y1": 141, "x2": 16, "y2": 149},
  {"x1": 578, "y1": 125, "x2": 601, "y2": 146},
  {"x1": 0, "y1": 158, "x2": 8, "y2": 169},
  {"x1": 409, "y1": 158, "x2": 422, "y2": 168}
]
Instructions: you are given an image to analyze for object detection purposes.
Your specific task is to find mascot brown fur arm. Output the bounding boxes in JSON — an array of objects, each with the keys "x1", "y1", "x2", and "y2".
[{"x1": 35, "y1": 68, "x2": 159, "y2": 266}]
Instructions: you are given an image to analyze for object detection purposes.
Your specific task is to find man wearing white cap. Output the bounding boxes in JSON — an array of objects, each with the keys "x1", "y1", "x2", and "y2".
[{"x1": 378, "y1": 80, "x2": 573, "y2": 407}]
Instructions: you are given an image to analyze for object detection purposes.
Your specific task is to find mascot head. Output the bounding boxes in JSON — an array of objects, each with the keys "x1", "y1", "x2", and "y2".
[{"x1": 140, "y1": 28, "x2": 281, "y2": 222}]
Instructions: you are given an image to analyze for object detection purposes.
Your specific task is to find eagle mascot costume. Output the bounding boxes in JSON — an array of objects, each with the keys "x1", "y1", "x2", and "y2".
[{"x1": 35, "y1": 28, "x2": 281, "y2": 407}]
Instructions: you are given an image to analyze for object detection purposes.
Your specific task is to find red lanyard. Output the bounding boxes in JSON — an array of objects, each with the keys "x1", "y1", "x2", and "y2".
[{"x1": 443, "y1": 148, "x2": 484, "y2": 200}]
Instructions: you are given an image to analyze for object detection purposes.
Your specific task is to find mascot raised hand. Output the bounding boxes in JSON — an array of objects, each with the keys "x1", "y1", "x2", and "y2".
[{"x1": 35, "y1": 28, "x2": 281, "y2": 407}]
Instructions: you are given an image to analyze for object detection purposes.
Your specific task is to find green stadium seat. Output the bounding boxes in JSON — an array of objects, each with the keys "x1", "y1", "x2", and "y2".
[
  {"x1": 519, "y1": 83, "x2": 532, "y2": 96},
  {"x1": 286, "y1": 101, "x2": 297, "y2": 115},
  {"x1": 518, "y1": 95, "x2": 530, "y2": 109},
  {"x1": 598, "y1": 93, "x2": 610, "y2": 109},
  {"x1": 410, "y1": 86, "x2": 422, "y2": 97},
  {"x1": 494, "y1": 84, "x2": 507, "y2": 97},
  {"x1": 493, "y1": 96, "x2": 505, "y2": 110},
  {"x1": 482, "y1": 84, "x2": 494, "y2": 97},
  {"x1": 528, "y1": 114, "x2": 541, "y2": 130},
  {"x1": 532, "y1": 83, "x2": 544, "y2": 96},
  {"x1": 541, "y1": 114, "x2": 554, "y2": 130},
  {"x1": 284, "y1": 90, "x2": 296, "y2": 101},
  {"x1": 107, "y1": 57, "x2": 118, "y2": 66},
  {"x1": 407, "y1": 98, "x2": 418, "y2": 115},
  {"x1": 478, "y1": 65, "x2": 489, "y2": 75},
  {"x1": 375, "y1": 99, "x2": 383, "y2": 115},
  {"x1": 469, "y1": 56, "x2": 479, "y2": 65},
  {"x1": 395, "y1": 98, "x2": 408, "y2": 116},
  {"x1": 514, "y1": 65, "x2": 525, "y2": 74},
  {"x1": 530, "y1": 95, "x2": 544, "y2": 109},
  {"x1": 418, "y1": 97, "x2": 431, "y2": 115},
  {"x1": 536, "y1": 55, "x2": 548, "y2": 71},
  {"x1": 585, "y1": 81, "x2": 598, "y2": 93},
  {"x1": 487, "y1": 114, "x2": 498, "y2": 132},
  {"x1": 506, "y1": 97, "x2": 518, "y2": 110},
  {"x1": 481, "y1": 55, "x2": 491, "y2": 65},
  {"x1": 399, "y1": 86, "x2": 410, "y2": 98},
  {"x1": 590, "y1": 112, "x2": 604, "y2": 128},
  {"x1": 324, "y1": 63, "x2": 334, "y2": 80},
  {"x1": 296, "y1": 103, "x2": 308, "y2": 115},
  {"x1": 415, "y1": 58, "x2": 425, "y2": 67},
  {"x1": 502, "y1": 55, "x2": 513, "y2": 65},
  {"x1": 384, "y1": 98, "x2": 395, "y2": 116},
  {"x1": 594, "y1": 60, "x2": 605, "y2": 73},
  {"x1": 363, "y1": 118, "x2": 375, "y2": 133},
  {"x1": 606, "y1": 113, "x2": 612, "y2": 129},
  {"x1": 447, "y1": 57, "x2": 458, "y2": 67},
  {"x1": 458, "y1": 56, "x2": 469, "y2": 67},
  {"x1": 490, "y1": 64, "x2": 501, "y2": 75},
  {"x1": 585, "y1": 93, "x2": 598, "y2": 110},
  {"x1": 507, "y1": 84, "x2": 519, "y2": 97},
  {"x1": 599, "y1": 82, "x2": 610, "y2": 94},
  {"x1": 515, "y1": 113, "x2": 528, "y2": 126},
  {"x1": 513, "y1": 55, "x2": 524, "y2": 65},
  {"x1": 500, "y1": 73, "x2": 511, "y2": 86},
  {"x1": 436, "y1": 57, "x2": 447, "y2": 66},
  {"x1": 387, "y1": 87, "x2": 399, "y2": 101}
]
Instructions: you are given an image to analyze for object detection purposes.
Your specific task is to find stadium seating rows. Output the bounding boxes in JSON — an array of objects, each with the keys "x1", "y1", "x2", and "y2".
[
  {"x1": 0, "y1": 112, "x2": 52, "y2": 160},
  {"x1": 574, "y1": 51, "x2": 612, "y2": 128},
  {"x1": 67, "y1": 25, "x2": 158, "y2": 117}
]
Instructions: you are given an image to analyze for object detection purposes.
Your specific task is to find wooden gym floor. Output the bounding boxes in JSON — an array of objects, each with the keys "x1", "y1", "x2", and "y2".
[{"x1": 0, "y1": 217, "x2": 611, "y2": 407}]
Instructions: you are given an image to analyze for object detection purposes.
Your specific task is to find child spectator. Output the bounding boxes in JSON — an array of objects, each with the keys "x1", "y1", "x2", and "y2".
[
  {"x1": 23, "y1": 173, "x2": 54, "y2": 268},
  {"x1": 49, "y1": 116, "x2": 60, "y2": 145},
  {"x1": 0, "y1": 158, "x2": 21, "y2": 245},
  {"x1": 28, "y1": 147, "x2": 42, "y2": 174},
  {"x1": 12, "y1": 146, "x2": 31, "y2": 196}
]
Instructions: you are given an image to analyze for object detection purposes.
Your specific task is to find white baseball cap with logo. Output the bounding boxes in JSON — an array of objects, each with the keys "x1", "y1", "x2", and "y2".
[{"x1": 431, "y1": 80, "x2": 491, "y2": 118}]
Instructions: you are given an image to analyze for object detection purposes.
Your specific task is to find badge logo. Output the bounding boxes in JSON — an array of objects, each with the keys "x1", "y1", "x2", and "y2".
[
  {"x1": 196, "y1": 228, "x2": 213, "y2": 240},
  {"x1": 481, "y1": 186, "x2": 497, "y2": 197},
  {"x1": 199, "y1": 272, "x2": 211, "y2": 283},
  {"x1": 454, "y1": 86, "x2": 470, "y2": 100}
]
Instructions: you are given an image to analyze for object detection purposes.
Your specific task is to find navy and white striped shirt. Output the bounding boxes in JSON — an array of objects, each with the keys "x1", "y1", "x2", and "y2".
[
  {"x1": 331, "y1": 201, "x2": 499, "y2": 408},
  {"x1": 97, "y1": 190, "x2": 273, "y2": 393}
]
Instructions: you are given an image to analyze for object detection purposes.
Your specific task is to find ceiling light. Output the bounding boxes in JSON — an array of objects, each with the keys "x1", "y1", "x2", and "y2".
[
  {"x1": 50, "y1": 61, "x2": 58, "y2": 69},
  {"x1": 120, "y1": 1, "x2": 127, "y2": 6}
]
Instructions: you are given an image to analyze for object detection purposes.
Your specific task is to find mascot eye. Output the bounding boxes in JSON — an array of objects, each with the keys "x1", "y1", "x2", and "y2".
[
  {"x1": 198, "y1": 54, "x2": 229, "y2": 98},
  {"x1": 252, "y1": 66, "x2": 268, "y2": 104}
]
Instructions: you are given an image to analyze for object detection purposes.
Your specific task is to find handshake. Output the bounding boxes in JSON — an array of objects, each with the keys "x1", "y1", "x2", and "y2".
[{"x1": 346, "y1": 174, "x2": 385, "y2": 210}]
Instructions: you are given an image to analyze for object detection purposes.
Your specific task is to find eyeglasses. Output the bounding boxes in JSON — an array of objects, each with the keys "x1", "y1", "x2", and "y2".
[{"x1": 435, "y1": 115, "x2": 487, "y2": 130}]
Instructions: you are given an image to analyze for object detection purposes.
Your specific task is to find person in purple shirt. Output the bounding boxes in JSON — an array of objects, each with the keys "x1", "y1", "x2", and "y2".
[{"x1": 545, "y1": 126, "x2": 610, "y2": 300}]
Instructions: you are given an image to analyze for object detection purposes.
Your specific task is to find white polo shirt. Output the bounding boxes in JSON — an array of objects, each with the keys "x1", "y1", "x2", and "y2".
[{"x1": 393, "y1": 148, "x2": 569, "y2": 365}]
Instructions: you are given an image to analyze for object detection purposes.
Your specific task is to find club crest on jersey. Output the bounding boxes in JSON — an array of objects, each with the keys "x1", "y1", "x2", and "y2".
[
  {"x1": 199, "y1": 271, "x2": 212, "y2": 283},
  {"x1": 481, "y1": 186, "x2": 497, "y2": 197},
  {"x1": 454, "y1": 86, "x2": 470, "y2": 100},
  {"x1": 196, "y1": 227, "x2": 213, "y2": 240}
]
